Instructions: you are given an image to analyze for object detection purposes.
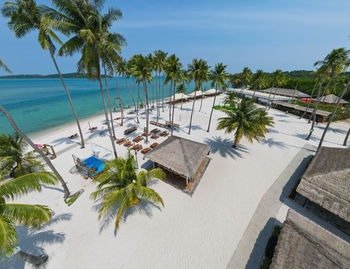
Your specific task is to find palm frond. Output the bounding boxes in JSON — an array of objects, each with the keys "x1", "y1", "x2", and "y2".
[{"x1": 0, "y1": 216, "x2": 17, "y2": 257}]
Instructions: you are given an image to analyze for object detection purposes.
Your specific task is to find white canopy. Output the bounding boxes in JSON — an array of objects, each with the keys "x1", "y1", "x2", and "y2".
[
  {"x1": 187, "y1": 90, "x2": 204, "y2": 97},
  {"x1": 166, "y1": 93, "x2": 190, "y2": 102},
  {"x1": 204, "y1": 88, "x2": 222, "y2": 95}
]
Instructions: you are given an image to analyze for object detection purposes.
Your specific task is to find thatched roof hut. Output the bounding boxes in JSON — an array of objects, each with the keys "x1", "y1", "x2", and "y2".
[
  {"x1": 203, "y1": 89, "x2": 222, "y2": 96},
  {"x1": 270, "y1": 209, "x2": 350, "y2": 269},
  {"x1": 319, "y1": 94, "x2": 349, "y2": 105},
  {"x1": 187, "y1": 90, "x2": 204, "y2": 98},
  {"x1": 297, "y1": 147, "x2": 350, "y2": 223},
  {"x1": 145, "y1": 136, "x2": 210, "y2": 181},
  {"x1": 166, "y1": 93, "x2": 190, "y2": 102},
  {"x1": 261, "y1": 88, "x2": 311, "y2": 98}
]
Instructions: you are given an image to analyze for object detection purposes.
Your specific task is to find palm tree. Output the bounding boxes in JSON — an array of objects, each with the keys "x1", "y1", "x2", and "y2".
[
  {"x1": 147, "y1": 53, "x2": 156, "y2": 108},
  {"x1": 0, "y1": 105, "x2": 71, "y2": 198},
  {"x1": 116, "y1": 57, "x2": 136, "y2": 111},
  {"x1": 154, "y1": 50, "x2": 168, "y2": 112},
  {"x1": 0, "y1": 171, "x2": 58, "y2": 265},
  {"x1": 177, "y1": 84, "x2": 187, "y2": 110},
  {"x1": 306, "y1": 49, "x2": 349, "y2": 140},
  {"x1": 130, "y1": 55, "x2": 153, "y2": 142},
  {"x1": 52, "y1": 0, "x2": 125, "y2": 158},
  {"x1": 216, "y1": 97, "x2": 274, "y2": 148},
  {"x1": 2, "y1": 0, "x2": 85, "y2": 148},
  {"x1": 187, "y1": 58, "x2": 210, "y2": 134},
  {"x1": 241, "y1": 67, "x2": 252, "y2": 90},
  {"x1": 164, "y1": 54, "x2": 183, "y2": 135},
  {"x1": 251, "y1": 70, "x2": 267, "y2": 98},
  {"x1": 0, "y1": 57, "x2": 11, "y2": 73},
  {"x1": 0, "y1": 133, "x2": 42, "y2": 178},
  {"x1": 207, "y1": 63, "x2": 229, "y2": 132},
  {"x1": 90, "y1": 152, "x2": 165, "y2": 231},
  {"x1": 269, "y1": 70, "x2": 288, "y2": 108}
]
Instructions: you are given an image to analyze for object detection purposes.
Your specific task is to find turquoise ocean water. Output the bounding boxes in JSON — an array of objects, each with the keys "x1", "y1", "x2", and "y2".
[{"x1": 0, "y1": 78, "x2": 211, "y2": 135}]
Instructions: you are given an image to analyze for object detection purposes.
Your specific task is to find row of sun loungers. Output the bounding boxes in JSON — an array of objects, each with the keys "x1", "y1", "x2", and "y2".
[
  {"x1": 133, "y1": 136, "x2": 143, "y2": 143},
  {"x1": 160, "y1": 131, "x2": 169, "y2": 137},
  {"x1": 165, "y1": 121, "x2": 180, "y2": 128},
  {"x1": 150, "y1": 121, "x2": 167, "y2": 128}
]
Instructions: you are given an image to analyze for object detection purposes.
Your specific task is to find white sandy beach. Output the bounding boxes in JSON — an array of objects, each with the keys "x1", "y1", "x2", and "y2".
[{"x1": 2, "y1": 92, "x2": 349, "y2": 269}]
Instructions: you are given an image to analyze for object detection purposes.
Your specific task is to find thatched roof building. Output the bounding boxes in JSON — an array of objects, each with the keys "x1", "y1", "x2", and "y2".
[
  {"x1": 145, "y1": 136, "x2": 210, "y2": 180},
  {"x1": 204, "y1": 89, "x2": 222, "y2": 96},
  {"x1": 187, "y1": 90, "x2": 204, "y2": 98},
  {"x1": 319, "y1": 94, "x2": 349, "y2": 105},
  {"x1": 296, "y1": 147, "x2": 350, "y2": 223},
  {"x1": 270, "y1": 209, "x2": 350, "y2": 269},
  {"x1": 261, "y1": 88, "x2": 311, "y2": 98}
]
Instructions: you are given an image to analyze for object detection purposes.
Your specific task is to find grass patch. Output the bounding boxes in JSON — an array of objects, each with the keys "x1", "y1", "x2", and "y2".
[{"x1": 260, "y1": 225, "x2": 281, "y2": 269}]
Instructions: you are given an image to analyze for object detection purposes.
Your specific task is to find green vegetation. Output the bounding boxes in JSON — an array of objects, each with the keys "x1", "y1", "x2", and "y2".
[
  {"x1": 260, "y1": 225, "x2": 281, "y2": 269},
  {"x1": 0, "y1": 72, "x2": 88, "y2": 79},
  {"x1": 91, "y1": 152, "x2": 165, "y2": 231},
  {"x1": 215, "y1": 97, "x2": 274, "y2": 148}
]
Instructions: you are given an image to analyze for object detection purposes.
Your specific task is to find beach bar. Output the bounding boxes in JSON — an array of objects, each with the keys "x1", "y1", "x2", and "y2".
[{"x1": 145, "y1": 136, "x2": 210, "y2": 193}]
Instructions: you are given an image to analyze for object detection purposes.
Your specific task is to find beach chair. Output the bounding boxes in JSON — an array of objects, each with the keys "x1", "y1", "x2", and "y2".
[
  {"x1": 124, "y1": 126, "x2": 137, "y2": 135},
  {"x1": 68, "y1": 133, "x2": 78, "y2": 139},
  {"x1": 116, "y1": 138, "x2": 126, "y2": 144},
  {"x1": 141, "y1": 148, "x2": 152, "y2": 154},
  {"x1": 151, "y1": 134, "x2": 159, "y2": 139},
  {"x1": 150, "y1": 143, "x2": 159, "y2": 149},
  {"x1": 124, "y1": 141, "x2": 132, "y2": 147}
]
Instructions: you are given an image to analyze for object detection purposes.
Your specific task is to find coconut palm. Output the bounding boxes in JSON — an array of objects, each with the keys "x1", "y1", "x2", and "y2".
[
  {"x1": 241, "y1": 67, "x2": 252, "y2": 89},
  {"x1": 187, "y1": 58, "x2": 210, "y2": 134},
  {"x1": 251, "y1": 70, "x2": 267, "y2": 98},
  {"x1": 147, "y1": 53, "x2": 156, "y2": 108},
  {"x1": 164, "y1": 54, "x2": 183, "y2": 135},
  {"x1": 306, "y1": 49, "x2": 349, "y2": 140},
  {"x1": 0, "y1": 133, "x2": 42, "y2": 178},
  {"x1": 2, "y1": 0, "x2": 85, "y2": 148},
  {"x1": 0, "y1": 171, "x2": 58, "y2": 265},
  {"x1": 0, "y1": 57, "x2": 11, "y2": 73},
  {"x1": 269, "y1": 70, "x2": 288, "y2": 108},
  {"x1": 52, "y1": 0, "x2": 125, "y2": 158},
  {"x1": 207, "y1": 63, "x2": 229, "y2": 132},
  {"x1": 130, "y1": 54, "x2": 153, "y2": 142},
  {"x1": 177, "y1": 84, "x2": 187, "y2": 110},
  {"x1": 91, "y1": 152, "x2": 165, "y2": 231},
  {"x1": 154, "y1": 50, "x2": 168, "y2": 112},
  {"x1": 216, "y1": 97, "x2": 274, "y2": 148}
]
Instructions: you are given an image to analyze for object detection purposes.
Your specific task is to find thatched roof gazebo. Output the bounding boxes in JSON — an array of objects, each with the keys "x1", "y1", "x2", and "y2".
[
  {"x1": 270, "y1": 209, "x2": 350, "y2": 269},
  {"x1": 204, "y1": 88, "x2": 222, "y2": 96},
  {"x1": 261, "y1": 88, "x2": 311, "y2": 98},
  {"x1": 187, "y1": 90, "x2": 204, "y2": 98},
  {"x1": 319, "y1": 94, "x2": 349, "y2": 105},
  {"x1": 166, "y1": 93, "x2": 190, "y2": 102},
  {"x1": 145, "y1": 136, "x2": 210, "y2": 193},
  {"x1": 296, "y1": 147, "x2": 350, "y2": 225}
]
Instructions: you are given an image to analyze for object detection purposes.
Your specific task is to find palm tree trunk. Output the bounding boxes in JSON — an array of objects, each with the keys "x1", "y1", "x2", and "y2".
[
  {"x1": 143, "y1": 80, "x2": 150, "y2": 143},
  {"x1": 300, "y1": 81, "x2": 317, "y2": 119},
  {"x1": 152, "y1": 78, "x2": 155, "y2": 108},
  {"x1": 265, "y1": 84, "x2": 274, "y2": 111},
  {"x1": 103, "y1": 65, "x2": 116, "y2": 140},
  {"x1": 344, "y1": 127, "x2": 350, "y2": 146},
  {"x1": 199, "y1": 89, "x2": 204, "y2": 112},
  {"x1": 124, "y1": 76, "x2": 136, "y2": 110},
  {"x1": 0, "y1": 105, "x2": 71, "y2": 198},
  {"x1": 306, "y1": 77, "x2": 325, "y2": 140},
  {"x1": 115, "y1": 74, "x2": 124, "y2": 126},
  {"x1": 207, "y1": 85, "x2": 218, "y2": 132},
  {"x1": 49, "y1": 50, "x2": 84, "y2": 148},
  {"x1": 162, "y1": 73, "x2": 165, "y2": 112},
  {"x1": 169, "y1": 80, "x2": 173, "y2": 122},
  {"x1": 136, "y1": 83, "x2": 140, "y2": 123},
  {"x1": 269, "y1": 87, "x2": 278, "y2": 109},
  {"x1": 188, "y1": 88, "x2": 197, "y2": 135},
  {"x1": 16, "y1": 251, "x2": 48, "y2": 266},
  {"x1": 317, "y1": 79, "x2": 350, "y2": 150},
  {"x1": 171, "y1": 81, "x2": 176, "y2": 136}
]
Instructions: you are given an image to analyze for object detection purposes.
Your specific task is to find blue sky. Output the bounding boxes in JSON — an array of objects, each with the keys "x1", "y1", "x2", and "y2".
[{"x1": 1, "y1": 0, "x2": 350, "y2": 75}]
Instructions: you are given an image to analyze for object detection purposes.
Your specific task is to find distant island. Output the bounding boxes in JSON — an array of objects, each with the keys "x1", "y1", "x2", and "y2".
[{"x1": 0, "y1": 72, "x2": 89, "y2": 79}]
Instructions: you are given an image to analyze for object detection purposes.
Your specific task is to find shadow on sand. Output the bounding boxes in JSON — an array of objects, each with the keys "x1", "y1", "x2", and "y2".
[
  {"x1": 204, "y1": 136, "x2": 249, "y2": 158},
  {"x1": 0, "y1": 213, "x2": 72, "y2": 269}
]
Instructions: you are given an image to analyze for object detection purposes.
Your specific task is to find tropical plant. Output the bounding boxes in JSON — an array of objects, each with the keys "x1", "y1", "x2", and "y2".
[
  {"x1": 91, "y1": 152, "x2": 165, "y2": 231},
  {"x1": 0, "y1": 57, "x2": 11, "y2": 73},
  {"x1": 129, "y1": 54, "x2": 153, "y2": 142},
  {"x1": 207, "y1": 63, "x2": 229, "y2": 132},
  {"x1": 2, "y1": 0, "x2": 85, "y2": 148},
  {"x1": 116, "y1": 57, "x2": 136, "y2": 111},
  {"x1": 0, "y1": 171, "x2": 58, "y2": 265},
  {"x1": 154, "y1": 50, "x2": 168, "y2": 112},
  {"x1": 164, "y1": 54, "x2": 183, "y2": 135},
  {"x1": 0, "y1": 105, "x2": 71, "y2": 198},
  {"x1": 306, "y1": 49, "x2": 349, "y2": 140},
  {"x1": 216, "y1": 98, "x2": 274, "y2": 148},
  {"x1": 51, "y1": 0, "x2": 125, "y2": 158},
  {"x1": 177, "y1": 83, "x2": 187, "y2": 110},
  {"x1": 241, "y1": 67, "x2": 252, "y2": 89},
  {"x1": 251, "y1": 70, "x2": 267, "y2": 98},
  {"x1": 187, "y1": 58, "x2": 210, "y2": 134},
  {"x1": 269, "y1": 70, "x2": 288, "y2": 108},
  {"x1": 0, "y1": 133, "x2": 42, "y2": 178}
]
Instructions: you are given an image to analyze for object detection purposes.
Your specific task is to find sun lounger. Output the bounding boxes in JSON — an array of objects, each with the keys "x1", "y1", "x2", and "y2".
[
  {"x1": 133, "y1": 136, "x2": 143, "y2": 143},
  {"x1": 141, "y1": 148, "x2": 152, "y2": 154},
  {"x1": 131, "y1": 144, "x2": 142, "y2": 151},
  {"x1": 124, "y1": 141, "x2": 132, "y2": 147},
  {"x1": 115, "y1": 117, "x2": 121, "y2": 120},
  {"x1": 88, "y1": 126, "x2": 97, "y2": 132},
  {"x1": 142, "y1": 132, "x2": 149, "y2": 136},
  {"x1": 151, "y1": 134, "x2": 159, "y2": 139},
  {"x1": 151, "y1": 128, "x2": 160, "y2": 133},
  {"x1": 127, "y1": 111, "x2": 135, "y2": 115},
  {"x1": 150, "y1": 143, "x2": 159, "y2": 149},
  {"x1": 166, "y1": 121, "x2": 180, "y2": 128},
  {"x1": 124, "y1": 126, "x2": 137, "y2": 135},
  {"x1": 116, "y1": 138, "x2": 126, "y2": 144},
  {"x1": 68, "y1": 133, "x2": 78, "y2": 139}
]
